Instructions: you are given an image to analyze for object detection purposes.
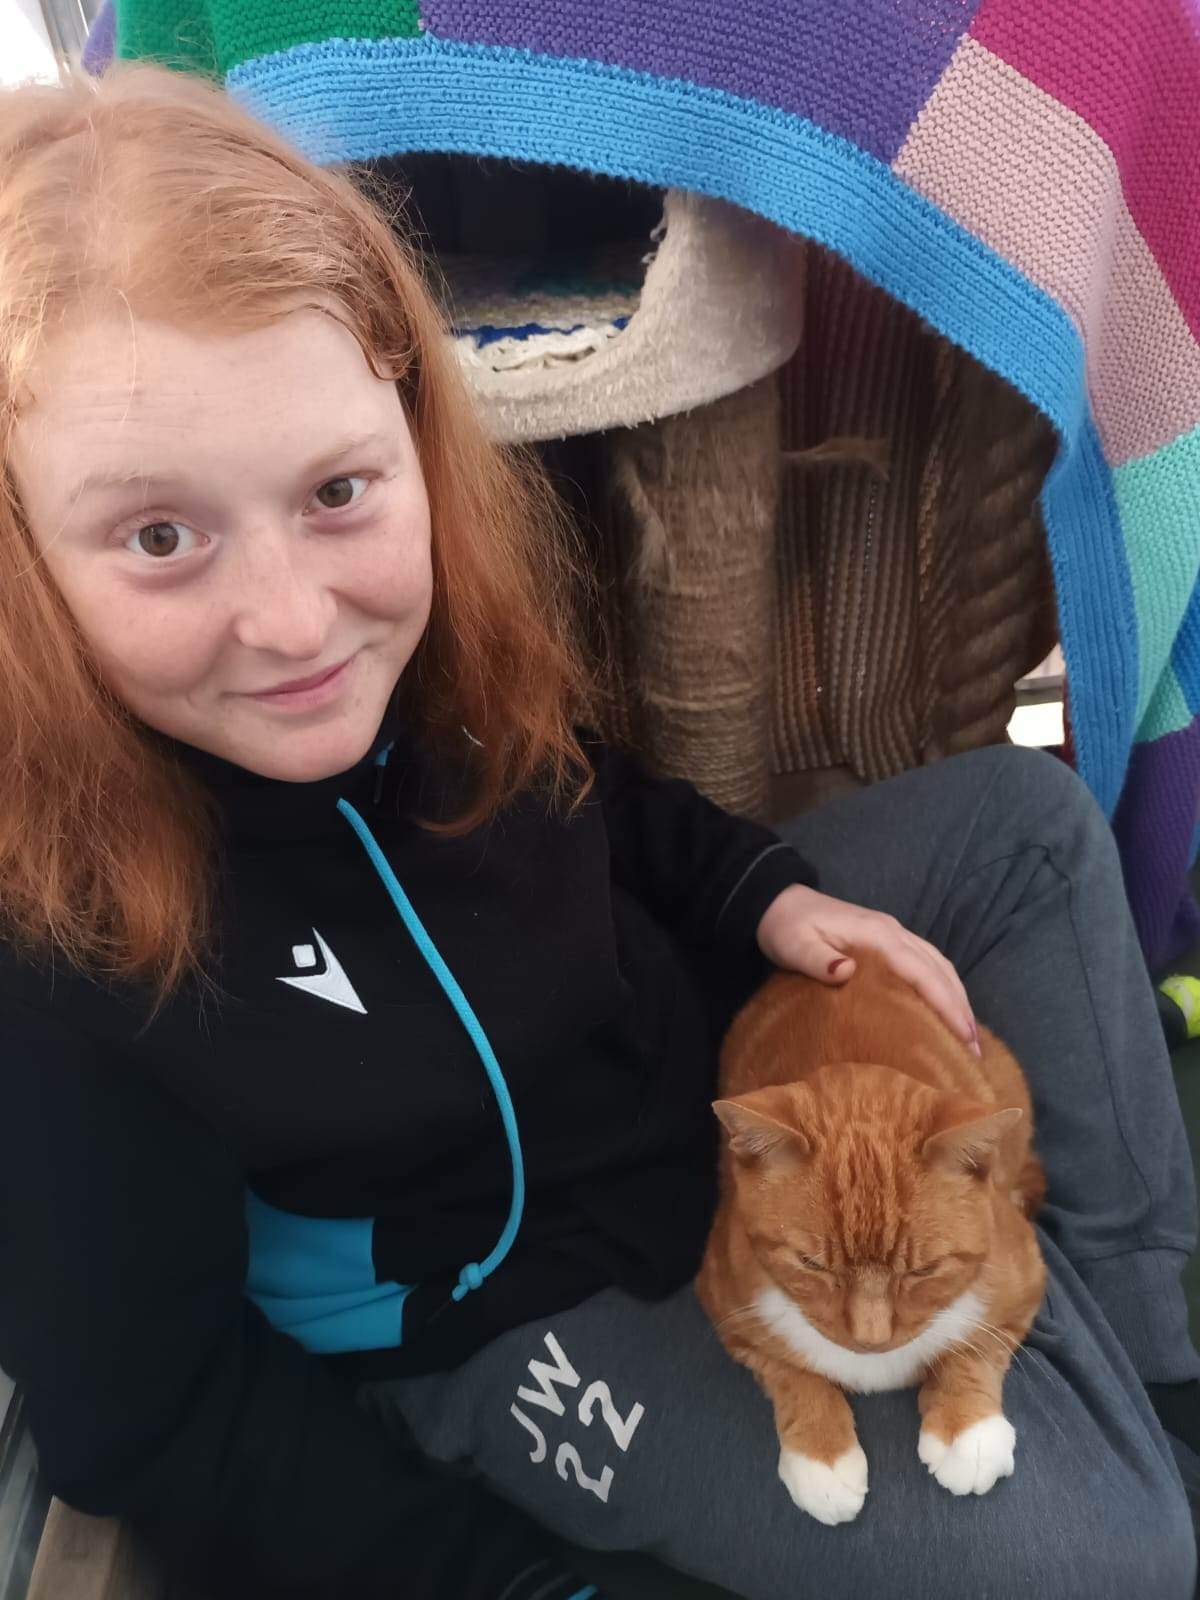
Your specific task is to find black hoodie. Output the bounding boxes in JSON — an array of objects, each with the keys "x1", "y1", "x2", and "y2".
[{"x1": 0, "y1": 726, "x2": 814, "y2": 1598}]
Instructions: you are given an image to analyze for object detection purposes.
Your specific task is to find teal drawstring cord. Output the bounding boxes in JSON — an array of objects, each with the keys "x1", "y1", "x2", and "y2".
[{"x1": 337, "y1": 771, "x2": 526, "y2": 1304}]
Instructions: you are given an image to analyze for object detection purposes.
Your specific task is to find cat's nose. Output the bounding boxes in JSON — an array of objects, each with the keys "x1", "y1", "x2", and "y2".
[
  {"x1": 853, "y1": 1328, "x2": 893, "y2": 1349},
  {"x1": 848, "y1": 1299, "x2": 893, "y2": 1347}
]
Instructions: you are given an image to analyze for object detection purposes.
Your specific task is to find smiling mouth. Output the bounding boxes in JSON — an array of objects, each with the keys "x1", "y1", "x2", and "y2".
[{"x1": 248, "y1": 657, "x2": 353, "y2": 698}]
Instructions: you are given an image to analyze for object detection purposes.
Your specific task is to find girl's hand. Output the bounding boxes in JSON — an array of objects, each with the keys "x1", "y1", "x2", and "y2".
[{"x1": 755, "y1": 883, "x2": 980, "y2": 1056}]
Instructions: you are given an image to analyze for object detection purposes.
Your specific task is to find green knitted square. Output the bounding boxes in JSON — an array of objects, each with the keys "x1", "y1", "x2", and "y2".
[
  {"x1": 1114, "y1": 423, "x2": 1200, "y2": 731},
  {"x1": 118, "y1": 1, "x2": 422, "y2": 79},
  {"x1": 117, "y1": 0, "x2": 218, "y2": 77}
]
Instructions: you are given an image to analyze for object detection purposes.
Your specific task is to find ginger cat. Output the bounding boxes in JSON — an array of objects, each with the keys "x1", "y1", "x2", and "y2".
[{"x1": 697, "y1": 952, "x2": 1046, "y2": 1526}]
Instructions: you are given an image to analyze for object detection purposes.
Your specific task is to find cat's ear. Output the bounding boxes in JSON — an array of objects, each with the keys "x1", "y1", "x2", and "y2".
[
  {"x1": 713, "y1": 1093, "x2": 811, "y2": 1165},
  {"x1": 922, "y1": 1102, "x2": 1022, "y2": 1176}
]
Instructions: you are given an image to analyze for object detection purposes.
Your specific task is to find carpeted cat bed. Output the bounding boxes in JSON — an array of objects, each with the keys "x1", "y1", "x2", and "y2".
[
  {"x1": 436, "y1": 186, "x2": 804, "y2": 443},
  {"x1": 90, "y1": 0, "x2": 1200, "y2": 971}
]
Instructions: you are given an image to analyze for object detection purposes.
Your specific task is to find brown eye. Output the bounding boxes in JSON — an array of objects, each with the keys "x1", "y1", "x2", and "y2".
[
  {"x1": 314, "y1": 475, "x2": 364, "y2": 510},
  {"x1": 130, "y1": 521, "x2": 183, "y2": 558}
]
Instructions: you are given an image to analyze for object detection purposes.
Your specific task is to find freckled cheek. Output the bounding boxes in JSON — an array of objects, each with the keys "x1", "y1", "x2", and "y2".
[
  {"x1": 56, "y1": 573, "x2": 224, "y2": 699},
  {"x1": 95, "y1": 607, "x2": 226, "y2": 699},
  {"x1": 349, "y1": 507, "x2": 434, "y2": 624}
]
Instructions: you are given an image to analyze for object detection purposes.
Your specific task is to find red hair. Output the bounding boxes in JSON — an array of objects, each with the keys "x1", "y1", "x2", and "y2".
[{"x1": 0, "y1": 66, "x2": 599, "y2": 999}]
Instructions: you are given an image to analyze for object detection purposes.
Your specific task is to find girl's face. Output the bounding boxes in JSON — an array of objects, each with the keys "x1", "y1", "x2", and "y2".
[{"x1": 10, "y1": 309, "x2": 434, "y2": 782}]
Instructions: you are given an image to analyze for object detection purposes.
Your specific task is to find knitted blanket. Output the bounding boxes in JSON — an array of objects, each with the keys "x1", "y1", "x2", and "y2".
[{"x1": 89, "y1": 1, "x2": 1200, "y2": 969}]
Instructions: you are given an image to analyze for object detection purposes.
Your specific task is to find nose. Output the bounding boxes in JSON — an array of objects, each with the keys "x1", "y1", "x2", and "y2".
[
  {"x1": 847, "y1": 1291, "x2": 893, "y2": 1348},
  {"x1": 229, "y1": 530, "x2": 338, "y2": 660}
]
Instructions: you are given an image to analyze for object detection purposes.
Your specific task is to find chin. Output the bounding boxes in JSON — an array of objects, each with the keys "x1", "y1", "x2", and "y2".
[
  {"x1": 277, "y1": 730, "x2": 380, "y2": 783},
  {"x1": 224, "y1": 712, "x2": 384, "y2": 784}
]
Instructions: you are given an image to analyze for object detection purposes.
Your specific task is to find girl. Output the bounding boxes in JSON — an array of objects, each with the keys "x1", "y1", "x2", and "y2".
[{"x1": 0, "y1": 66, "x2": 1195, "y2": 1600}]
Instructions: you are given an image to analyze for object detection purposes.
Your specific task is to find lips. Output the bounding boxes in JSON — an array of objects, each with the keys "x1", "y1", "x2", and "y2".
[{"x1": 250, "y1": 657, "x2": 350, "y2": 697}]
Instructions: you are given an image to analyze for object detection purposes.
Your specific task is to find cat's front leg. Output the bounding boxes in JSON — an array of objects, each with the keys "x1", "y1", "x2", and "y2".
[
  {"x1": 748, "y1": 1351, "x2": 868, "y2": 1525},
  {"x1": 916, "y1": 1345, "x2": 1015, "y2": 1497}
]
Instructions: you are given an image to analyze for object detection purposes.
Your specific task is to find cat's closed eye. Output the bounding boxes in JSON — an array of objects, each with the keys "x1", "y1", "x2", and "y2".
[
  {"x1": 796, "y1": 1254, "x2": 828, "y2": 1273},
  {"x1": 907, "y1": 1261, "x2": 941, "y2": 1279}
]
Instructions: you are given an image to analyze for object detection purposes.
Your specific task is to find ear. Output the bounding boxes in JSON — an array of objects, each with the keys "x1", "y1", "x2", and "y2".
[
  {"x1": 922, "y1": 1102, "x2": 1022, "y2": 1176},
  {"x1": 713, "y1": 1091, "x2": 811, "y2": 1165}
]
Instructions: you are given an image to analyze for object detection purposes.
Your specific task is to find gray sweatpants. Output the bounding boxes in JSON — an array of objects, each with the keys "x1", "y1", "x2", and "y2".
[{"x1": 359, "y1": 748, "x2": 1199, "y2": 1599}]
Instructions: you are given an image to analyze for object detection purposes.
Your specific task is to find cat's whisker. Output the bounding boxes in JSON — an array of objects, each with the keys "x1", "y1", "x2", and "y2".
[
  {"x1": 973, "y1": 1319, "x2": 1039, "y2": 1371},
  {"x1": 974, "y1": 1317, "x2": 1018, "y2": 1344},
  {"x1": 1006, "y1": 1345, "x2": 1046, "y2": 1381},
  {"x1": 714, "y1": 1304, "x2": 764, "y2": 1334},
  {"x1": 957, "y1": 1328, "x2": 1009, "y2": 1361},
  {"x1": 939, "y1": 1335, "x2": 989, "y2": 1367},
  {"x1": 948, "y1": 1319, "x2": 1048, "y2": 1384},
  {"x1": 940, "y1": 1332, "x2": 1007, "y2": 1370},
  {"x1": 969, "y1": 1322, "x2": 1018, "y2": 1356}
]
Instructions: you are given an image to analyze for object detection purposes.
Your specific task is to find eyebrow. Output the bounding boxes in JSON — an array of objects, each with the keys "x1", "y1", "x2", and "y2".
[{"x1": 64, "y1": 429, "x2": 400, "y2": 505}]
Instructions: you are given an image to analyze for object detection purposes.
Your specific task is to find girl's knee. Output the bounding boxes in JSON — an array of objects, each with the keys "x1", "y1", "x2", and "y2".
[
  {"x1": 1003, "y1": 1450, "x2": 1196, "y2": 1600},
  {"x1": 963, "y1": 742, "x2": 1093, "y2": 813},
  {"x1": 958, "y1": 743, "x2": 1114, "y2": 864},
  {"x1": 1069, "y1": 1478, "x2": 1195, "y2": 1600}
]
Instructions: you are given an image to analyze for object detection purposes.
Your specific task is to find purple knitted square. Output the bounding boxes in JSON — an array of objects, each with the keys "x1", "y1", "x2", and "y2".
[
  {"x1": 1114, "y1": 719, "x2": 1200, "y2": 971},
  {"x1": 82, "y1": 0, "x2": 116, "y2": 74},
  {"x1": 421, "y1": 0, "x2": 985, "y2": 160}
]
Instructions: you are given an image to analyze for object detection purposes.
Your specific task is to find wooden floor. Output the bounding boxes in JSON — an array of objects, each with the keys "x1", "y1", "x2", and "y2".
[
  {"x1": 27, "y1": 1504, "x2": 156, "y2": 1600},
  {"x1": 0, "y1": 1381, "x2": 47, "y2": 1600},
  {"x1": 24, "y1": 1502, "x2": 217, "y2": 1600},
  {"x1": 23, "y1": 1499, "x2": 737, "y2": 1600}
]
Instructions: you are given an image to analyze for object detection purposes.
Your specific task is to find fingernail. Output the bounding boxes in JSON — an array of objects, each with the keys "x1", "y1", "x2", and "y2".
[
  {"x1": 969, "y1": 1024, "x2": 982, "y2": 1058},
  {"x1": 828, "y1": 958, "x2": 848, "y2": 977}
]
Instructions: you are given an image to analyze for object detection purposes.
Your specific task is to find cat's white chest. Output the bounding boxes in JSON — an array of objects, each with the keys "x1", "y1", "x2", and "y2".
[{"x1": 754, "y1": 1285, "x2": 986, "y2": 1393}]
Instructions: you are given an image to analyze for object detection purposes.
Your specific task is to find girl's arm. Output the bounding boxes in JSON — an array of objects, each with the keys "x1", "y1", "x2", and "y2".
[
  {"x1": 0, "y1": 999, "x2": 589, "y2": 1600},
  {"x1": 588, "y1": 736, "x2": 975, "y2": 1046},
  {"x1": 584, "y1": 732, "x2": 817, "y2": 954}
]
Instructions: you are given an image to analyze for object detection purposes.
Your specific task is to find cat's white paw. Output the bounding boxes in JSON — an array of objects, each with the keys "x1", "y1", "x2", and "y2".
[
  {"x1": 918, "y1": 1413, "x2": 1016, "y2": 1495},
  {"x1": 778, "y1": 1442, "x2": 869, "y2": 1524}
]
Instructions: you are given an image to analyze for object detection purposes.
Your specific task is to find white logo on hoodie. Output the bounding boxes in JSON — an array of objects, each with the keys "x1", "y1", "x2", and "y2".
[{"x1": 277, "y1": 929, "x2": 367, "y2": 1015}]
